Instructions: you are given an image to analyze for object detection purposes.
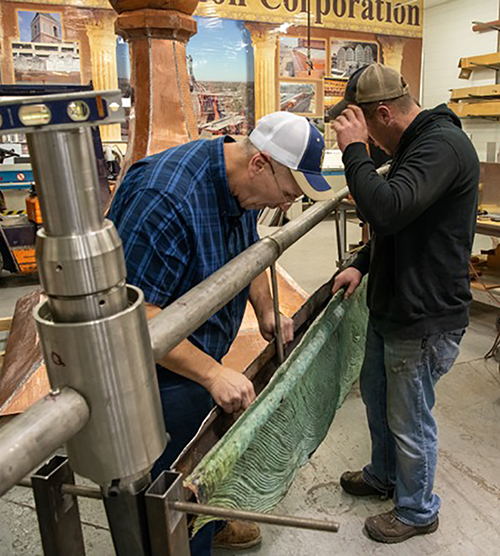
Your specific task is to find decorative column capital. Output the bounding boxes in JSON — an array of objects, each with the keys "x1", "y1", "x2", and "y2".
[
  {"x1": 86, "y1": 19, "x2": 116, "y2": 41},
  {"x1": 107, "y1": 0, "x2": 199, "y2": 169},
  {"x1": 115, "y1": 9, "x2": 197, "y2": 42},
  {"x1": 246, "y1": 24, "x2": 277, "y2": 52},
  {"x1": 378, "y1": 36, "x2": 405, "y2": 72},
  {"x1": 109, "y1": 0, "x2": 199, "y2": 15}
]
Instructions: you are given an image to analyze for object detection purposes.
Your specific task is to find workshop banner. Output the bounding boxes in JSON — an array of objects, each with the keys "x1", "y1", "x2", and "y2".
[{"x1": 196, "y1": 0, "x2": 423, "y2": 38}]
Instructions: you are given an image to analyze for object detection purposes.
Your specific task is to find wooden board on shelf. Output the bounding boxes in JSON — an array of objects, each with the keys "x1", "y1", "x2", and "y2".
[
  {"x1": 458, "y1": 52, "x2": 500, "y2": 79},
  {"x1": 451, "y1": 84, "x2": 500, "y2": 100},
  {"x1": 448, "y1": 100, "x2": 500, "y2": 118}
]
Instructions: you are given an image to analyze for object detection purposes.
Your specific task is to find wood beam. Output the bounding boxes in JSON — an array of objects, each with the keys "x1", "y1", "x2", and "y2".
[
  {"x1": 450, "y1": 84, "x2": 500, "y2": 101},
  {"x1": 458, "y1": 52, "x2": 500, "y2": 79},
  {"x1": 448, "y1": 100, "x2": 500, "y2": 118}
]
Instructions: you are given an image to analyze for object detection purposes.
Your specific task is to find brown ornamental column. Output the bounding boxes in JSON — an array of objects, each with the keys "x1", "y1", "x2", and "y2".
[{"x1": 109, "y1": 0, "x2": 199, "y2": 171}]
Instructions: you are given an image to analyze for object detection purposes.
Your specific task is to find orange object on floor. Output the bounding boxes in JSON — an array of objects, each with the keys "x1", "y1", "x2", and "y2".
[
  {"x1": 26, "y1": 193, "x2": 42, "y2": 224},
  {"x1": 12, "y1": 248, "x2": 37, "y2": 274}
]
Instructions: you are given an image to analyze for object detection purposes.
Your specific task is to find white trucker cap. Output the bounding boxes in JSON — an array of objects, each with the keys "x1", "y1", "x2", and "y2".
[{"x1": 249, "y1": 111, "x2": 336, "y2": 201}]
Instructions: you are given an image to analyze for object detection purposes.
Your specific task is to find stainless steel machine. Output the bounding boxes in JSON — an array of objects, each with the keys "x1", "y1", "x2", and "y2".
[{"x1": 0, "y1": 90, "x2": 352, "y2": 555}]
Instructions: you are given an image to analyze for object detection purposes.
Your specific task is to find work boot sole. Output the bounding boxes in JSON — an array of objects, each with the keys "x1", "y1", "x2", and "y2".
[
  {"x1": 365, "y1": 517, "x2": 439, "y2": 544},
  {"x1": 340, "y1": 473, "x2": 394, "y2": 498}
]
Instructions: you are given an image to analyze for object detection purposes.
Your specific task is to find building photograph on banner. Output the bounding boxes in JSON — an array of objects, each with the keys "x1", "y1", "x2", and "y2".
[
  {"x1": 331, "y1": 40, "x2": 379, "y2": 77},
  {"x1": 279, "y1": 37, "x2": 326, "y2": 79},
  {"x1": 12, "y1": 10, "x2": 80, "y2": 84},
  {"x1": 323, "y1": 77, "x2": 348, "y2": 118},
  {"x1": 323, "y1": 76, "x2": 348, "y2": 147},
  {"x1": 280, "y1": 82, "x2": 317, "y2": 115},
  {"x1": 186, "y1": 17, "x2": 255, "y2": 137}
]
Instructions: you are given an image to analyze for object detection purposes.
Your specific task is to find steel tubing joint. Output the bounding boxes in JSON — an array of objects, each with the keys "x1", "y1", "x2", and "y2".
[{"x1": 0, "y1": 388, "x2": 89, "y2": 497}]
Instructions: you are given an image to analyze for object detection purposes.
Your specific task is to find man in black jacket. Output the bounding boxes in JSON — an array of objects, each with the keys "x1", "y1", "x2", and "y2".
[{"x1": 330, "y1": 63, "x2": 479, "y2": 543}]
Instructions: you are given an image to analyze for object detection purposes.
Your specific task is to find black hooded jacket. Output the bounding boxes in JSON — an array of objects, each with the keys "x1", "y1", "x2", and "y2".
[{"x1": 344, "y1": 104, "x2": 479, "y2": 338}]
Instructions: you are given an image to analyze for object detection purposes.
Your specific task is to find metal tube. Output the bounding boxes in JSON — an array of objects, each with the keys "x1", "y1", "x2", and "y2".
[
  {"x1": 31, "y1": 455, "x2": 85, "y2": 556},
  {"x1": 102, "y1": 475, "x2": 152, "y2": 556},
  {"x1": 18, "y1": 479, "x2": 103, "y2": 500},
  {"x1": 268, "y1": 188, "x2": 349, "y2": 254},
  {"x1": 0, "y1": 388, "x2": 89, "y2": 497},
  {"x1": 17, "y1": 478, "x2": 340, "y2": 533},
  {"x1": 27, "y1": 128, "x2": 104, "y2": 236},
  {"x1": 270, "y1": 264, "x2": 284, "y2": 364},
  {"x1": 150, "y1": 188, "x2": 349, "y2": 360},
  {"x1": 171, "y1": 501, "x2": 340, "y2": 533}
]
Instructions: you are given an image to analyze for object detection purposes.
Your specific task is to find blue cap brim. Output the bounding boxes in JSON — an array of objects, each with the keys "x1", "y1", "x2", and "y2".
[{"x1": 291, "y1": 169, "x2": 343, "y2": 201}]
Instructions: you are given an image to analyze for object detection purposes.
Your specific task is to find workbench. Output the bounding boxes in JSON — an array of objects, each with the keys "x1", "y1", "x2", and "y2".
[{"x1": 472, "y1": 217, "x2": 500, "y2": 306}]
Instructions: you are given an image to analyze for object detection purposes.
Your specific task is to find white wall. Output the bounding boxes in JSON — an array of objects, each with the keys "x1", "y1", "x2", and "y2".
[{"x1": 422, "y1": 0, "x2": 499, "y2": 161}]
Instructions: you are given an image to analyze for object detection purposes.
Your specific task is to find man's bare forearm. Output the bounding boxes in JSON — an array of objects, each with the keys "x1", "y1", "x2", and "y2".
[
  {"x1": 144, "y1": 303, "x2": 256, "y2": 412},
  {"x1": 144, "y1": 303, "x2": 220, "y2": 387},
  {"x1": 249, "y1": 271, "x2": 273, "y2": 319}
]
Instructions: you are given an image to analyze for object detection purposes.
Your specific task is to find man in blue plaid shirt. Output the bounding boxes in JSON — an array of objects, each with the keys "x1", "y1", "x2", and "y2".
[{"x1": 108, "y1": 112, "x2": 337, "y2": 554}]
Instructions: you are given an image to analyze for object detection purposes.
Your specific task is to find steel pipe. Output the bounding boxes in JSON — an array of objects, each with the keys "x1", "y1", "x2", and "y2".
[
  {"x1": 18, "y1": 478, "x2": 103, "y2": 500},
  {"x1": 150, "y1": 187, "x2": 349, "y2": 360},
  {"x1": 0, "y1": 388, "x2": 89, "y2": 497},
  {"x1": 171, "y1": 501, "x2": 340, "y2": 533},
  {"x1": 270, "y1": 263, "x2": 284, "y2": 364},
  {"x1": 27, "y1": 128, "x2": 104, "y2": 237},
  {"x1": 18, "y1": 479, "x2": 340, "y2": 533}
]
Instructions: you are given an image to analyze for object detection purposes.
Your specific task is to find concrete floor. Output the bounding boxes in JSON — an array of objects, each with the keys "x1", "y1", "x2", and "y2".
[{"x1": 1, "y1": 218, "x2": 500, "y2": 555}]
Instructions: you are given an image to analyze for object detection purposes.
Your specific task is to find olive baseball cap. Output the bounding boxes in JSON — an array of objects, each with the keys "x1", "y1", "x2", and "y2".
[{"x1": 327, "y1": 63, "x2": 410, "y2": 120}]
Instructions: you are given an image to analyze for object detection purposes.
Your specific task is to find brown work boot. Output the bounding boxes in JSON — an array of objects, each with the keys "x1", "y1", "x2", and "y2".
[
  {"x1": 340, "y1": 470, "x2": 394, "y2": 498},
  {"x1": 212, "y1": 520, "x2": 262, "y2": 550},
  {"x1": 365, "y1": 510, "x2": 439, "y2": 543}
]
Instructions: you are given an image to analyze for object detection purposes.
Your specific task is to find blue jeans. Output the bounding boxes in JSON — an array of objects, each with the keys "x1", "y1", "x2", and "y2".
[
  {"x1": 360, "y1": 320, "x2": 463, "y2": 526},
  {"x1": 152, "y1": 376, "x2": 222, "y2": 556}
]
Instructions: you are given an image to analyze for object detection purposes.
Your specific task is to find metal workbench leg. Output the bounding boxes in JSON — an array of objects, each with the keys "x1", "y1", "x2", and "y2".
[
  {"x1": 31, "y1": 455, "x2": 85, "y2": 556},
  {"x1": 102, "y1": 474, "x2": 152, "y2": 556},
  {"x1": 145, "y1": 471, "x2": 190, "y2": 556}
]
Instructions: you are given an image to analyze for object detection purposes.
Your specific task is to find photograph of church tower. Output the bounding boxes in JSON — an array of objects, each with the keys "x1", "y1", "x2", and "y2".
[
  {"x1": 30, "y1": 12, "x2": 61, "y2": 44},
  {"x1": 12, "y1": 10, "x2": 80, "y2": 84}
]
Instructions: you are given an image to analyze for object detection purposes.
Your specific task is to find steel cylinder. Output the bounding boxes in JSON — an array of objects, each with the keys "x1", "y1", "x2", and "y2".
[
  {"x1": 36, "y1": 220, "x2": 127, "y2": 298},
  {"x1": 27, "y1": 128, "x2": 104, "y2": 237},
  {"x1": 34, "y1": 286, "x2": 167, "y2": 485}
]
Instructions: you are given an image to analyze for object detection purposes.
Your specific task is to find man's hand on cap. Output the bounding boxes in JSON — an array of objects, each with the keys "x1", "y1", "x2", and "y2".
[{"x1": 332, "y1": 105, "x2": 369, "y2": 152}]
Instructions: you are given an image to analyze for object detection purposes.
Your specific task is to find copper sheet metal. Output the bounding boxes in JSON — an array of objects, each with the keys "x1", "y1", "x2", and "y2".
[
  {"x1": 0, "y1": 266, "x2": 307, "y2": 416},
  {"x1": 223, "y1": 266, "x2": 307, "y2": 372},
  {"x1": 0, "y1": 290, "x2": 46, "y2": 417},
  {"x1": 173, "y1": 276, "x2": 334, "y2": 480},
  {"x1": 114, "y1": 5, "x2": 199, "y2": 176}
]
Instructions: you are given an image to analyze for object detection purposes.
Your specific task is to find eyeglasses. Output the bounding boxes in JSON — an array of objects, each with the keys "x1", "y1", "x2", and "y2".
[{"x1": 266, "y1": 158, "x2": 300, "y2": 208}]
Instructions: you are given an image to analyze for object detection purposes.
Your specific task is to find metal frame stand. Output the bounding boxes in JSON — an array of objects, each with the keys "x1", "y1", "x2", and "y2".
[
  {"x1": 103, "y1": 475, "x2": 153, "y2": 556},
  {"x1": 32, "y1": 455, "x2": 85, "y2": 556},
  {"x1": 0, "y1": 91, "x2": 387, "y2": 554},
  {"x1": 145, "y1": 472, "x2": 190, "y2": 556}
]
